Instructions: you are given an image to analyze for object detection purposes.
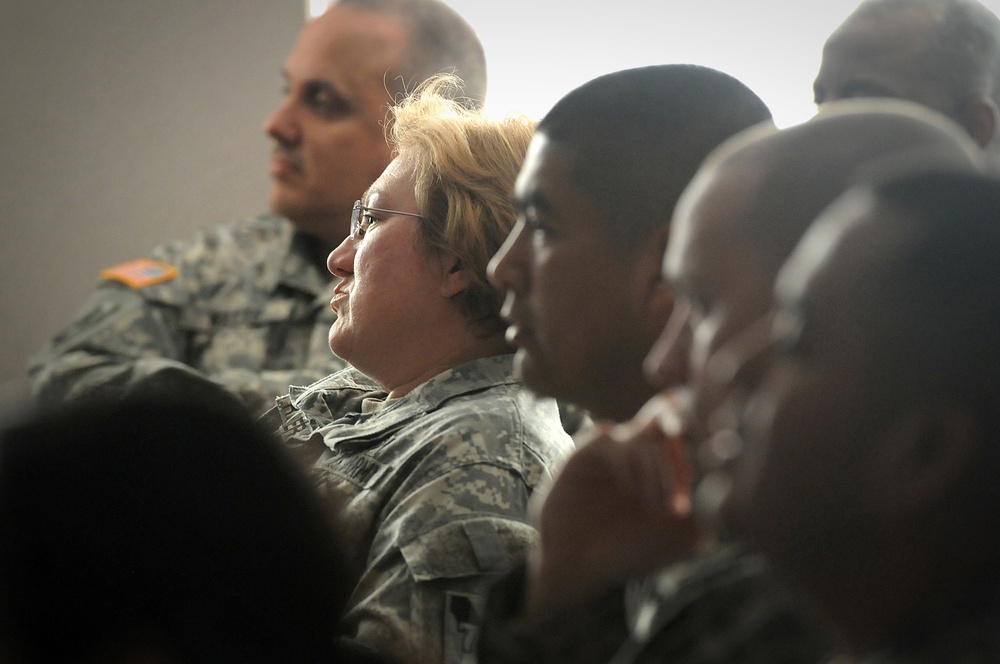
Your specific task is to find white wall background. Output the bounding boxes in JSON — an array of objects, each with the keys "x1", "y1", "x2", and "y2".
[
  {"x1": 450, "y1": 1, "x2": 852, "y2": 127},
  {"x1": 444, "y1": 0, "x2": 1000, "y2": 126},
  {"x1": 0, "y1": 0, "x2": 303, "y2": 414},
  {"x1": 4, "y1": 0, "x2": 1000, "y2": 414}
]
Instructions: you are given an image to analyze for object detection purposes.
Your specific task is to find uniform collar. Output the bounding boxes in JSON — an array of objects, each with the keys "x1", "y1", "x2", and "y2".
[{"x1": 273, "y1": 225, "x2": 335, "y2": 297}]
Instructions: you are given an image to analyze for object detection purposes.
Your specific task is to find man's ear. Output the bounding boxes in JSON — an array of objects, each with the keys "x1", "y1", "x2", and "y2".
[
  {"x1": 958, "y1": 97, "x2": 998, "y2": 150},
  {"x1": 632, "y1": 224, "x2": 675, "y2": 322},
  {"x1": 876, "y1": 401, "x2": 980, "y2": 518},
  {"x1": 439, "y1": 256, "x2": 473, "y2": 298}
]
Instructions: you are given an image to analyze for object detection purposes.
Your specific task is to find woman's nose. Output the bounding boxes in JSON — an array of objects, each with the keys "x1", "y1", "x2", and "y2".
[{"x1": 327, "y1": 237, "x2": 357, "y2": 277}]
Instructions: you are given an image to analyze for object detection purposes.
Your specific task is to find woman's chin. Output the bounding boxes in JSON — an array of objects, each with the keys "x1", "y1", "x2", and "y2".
[{"x1": 327, "y1": 326, "x2": 352, "y2": 361}]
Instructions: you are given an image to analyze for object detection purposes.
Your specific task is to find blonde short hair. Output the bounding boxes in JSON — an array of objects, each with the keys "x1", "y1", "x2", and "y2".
[{"x1": 388, "y1": 75, "x2": 535, "y2": 336}]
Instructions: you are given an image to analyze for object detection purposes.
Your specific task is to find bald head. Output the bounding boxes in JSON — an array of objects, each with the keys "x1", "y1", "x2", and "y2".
[
  {"x1": 720, "y1": 168, "x2": 1000, "y2": 657},
  {"x1": 815, "y1": 0, "x2": 1000, "y2": 150},
  {"x1": 650, "y1": 98, "x2": 983, "y2": 440},
  {"x1": 333, "y1": 0, "x2": 487, "y2": 106},
  {"x1": 680, "y1": 98, "x2": 983, "y2": 274}
]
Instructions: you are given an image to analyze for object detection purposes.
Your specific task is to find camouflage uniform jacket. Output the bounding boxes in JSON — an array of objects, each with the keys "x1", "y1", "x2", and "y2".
[
  {"x1": 28, "y1": 214, "x2": 346, "y2": 415},
  {"x1": 266, "y1": 354, "x2": 574, "y2": 664},
  {"x1": 476, "y1": 544, "x2": 838, "y2": 664}
]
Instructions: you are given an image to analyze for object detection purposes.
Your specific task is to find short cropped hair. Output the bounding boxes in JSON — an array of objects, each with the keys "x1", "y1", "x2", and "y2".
[
  {"x1": 536, "y1": 64, "x2": 773, "y2": 251},
  {"x1": 851, "y1": 0, "x2": 1000, "y2": 111},
  {"x1": 336, "y1": 0, "x2": 487, "y2": 107},
  {"x1": 711, "y1": 98, "x2": 983, "y2": 270},
  {"x1": 387, "y1": 74, "x2": 535, "y2": 336},
  {"x1": 0, "y1": 392, "x2": 351, "y2": 662}
]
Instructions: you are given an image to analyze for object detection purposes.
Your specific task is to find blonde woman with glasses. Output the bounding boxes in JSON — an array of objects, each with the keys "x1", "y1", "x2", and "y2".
[{"x1": 266, "y1": 75, "x2": 573, "y2": 664}]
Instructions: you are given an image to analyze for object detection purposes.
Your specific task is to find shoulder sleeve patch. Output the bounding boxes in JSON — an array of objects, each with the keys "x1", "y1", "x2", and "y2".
[
  {"x1": 400, "y1": 518, "x2": 537, "y2": 582},
  {"x1": 100, "y1": 258, "x2": 179, "y2": 289}
]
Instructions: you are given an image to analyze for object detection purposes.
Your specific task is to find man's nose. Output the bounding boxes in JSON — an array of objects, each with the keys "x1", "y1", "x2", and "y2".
[{"x1": 263, "y1": 95, "x2": 301, "y2": 146}]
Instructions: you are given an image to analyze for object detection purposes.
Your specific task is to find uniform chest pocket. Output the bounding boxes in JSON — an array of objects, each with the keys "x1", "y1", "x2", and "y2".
[{"x1": 182, "y1": 300, "x2": 316, "y2": 372}]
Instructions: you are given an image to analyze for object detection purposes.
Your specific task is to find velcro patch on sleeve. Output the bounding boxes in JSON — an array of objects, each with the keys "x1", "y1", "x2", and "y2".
[{"x1": 100, "y1": 259, "x2": 179, "y2": 289}]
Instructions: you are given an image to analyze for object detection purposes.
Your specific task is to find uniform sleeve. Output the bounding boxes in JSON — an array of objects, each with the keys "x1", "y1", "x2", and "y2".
[
  {"x1": 26, "y1": 282, "x2": 339, "y2": 415},
  {"x1": 339, "y1": 462, "x2": 540, "y2": 664},
  {"x1": 27, "y1": 282, "x2": 193, "y2": 404}
]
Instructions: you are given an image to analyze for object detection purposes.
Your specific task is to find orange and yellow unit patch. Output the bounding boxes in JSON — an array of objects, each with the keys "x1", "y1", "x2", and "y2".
[{"x1": 100, "y1": 259, "x2": 179, "y2": 289}]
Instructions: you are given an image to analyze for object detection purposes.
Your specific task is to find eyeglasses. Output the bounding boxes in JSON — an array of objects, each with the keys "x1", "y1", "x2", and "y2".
[{"x1": 350, "y1": 200, "x2": 425, "y2": 241}]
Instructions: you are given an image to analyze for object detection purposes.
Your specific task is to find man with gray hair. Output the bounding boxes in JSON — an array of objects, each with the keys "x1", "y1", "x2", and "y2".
[
  {"x1": 814, "y1": 0, "x2": 1000, "y2": 152},
  {"x1": 28, "y1": 0, "x2": 486, "y2": 416}
]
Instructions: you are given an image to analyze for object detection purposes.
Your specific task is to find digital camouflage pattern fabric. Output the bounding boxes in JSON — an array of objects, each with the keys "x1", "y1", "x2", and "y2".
[
  {"x1": 28, "y1": 214, "x2": 346, "y2": 415},
  {"x1": 265, "y1": 353, "x2": 574, "y2": 664}
]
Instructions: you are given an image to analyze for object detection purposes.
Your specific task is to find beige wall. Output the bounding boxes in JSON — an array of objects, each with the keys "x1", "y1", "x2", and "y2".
[{"x1": 0, "y1": 0, "x2": 304, "y2": 414}]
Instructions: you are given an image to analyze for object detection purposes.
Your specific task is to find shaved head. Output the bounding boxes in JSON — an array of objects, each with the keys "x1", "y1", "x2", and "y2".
[
  {"x1": 815, "y1": 0, "x2": 1000, "y2": 150},
  {"x1": 678, "y1": 98, "x2": 983, "y2": 273},
  {"x1": 654, "y1": 97, "x2": 983, "y2": 473}
]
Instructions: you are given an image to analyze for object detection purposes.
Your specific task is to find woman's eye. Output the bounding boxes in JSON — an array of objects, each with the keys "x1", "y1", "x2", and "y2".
[{"x1": 359, "y1": 214, "x2": 379, "y2": 236}]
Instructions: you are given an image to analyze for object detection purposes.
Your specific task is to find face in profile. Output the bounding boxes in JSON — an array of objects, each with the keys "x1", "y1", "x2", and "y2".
[
  {"x1": 488, "y1": 134, "x2": 660, "y2": 416},
  {"x1": 264, "y1": 5, "x2": 407, "y2": 242},
  {"x1": 326, "y1": 156, "x2": 447, "y2": 380},
  {"x1": 719, "y1": 190, "x2": 901, "y2": 568},
  {"x1": 644, "y1": 162, "x2": 774, "y2": 449}
]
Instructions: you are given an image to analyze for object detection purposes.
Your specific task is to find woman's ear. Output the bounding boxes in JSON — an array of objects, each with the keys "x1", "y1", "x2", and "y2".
[{"x1": 439, "y1": 256, "x2": 472, "y2": 298}]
